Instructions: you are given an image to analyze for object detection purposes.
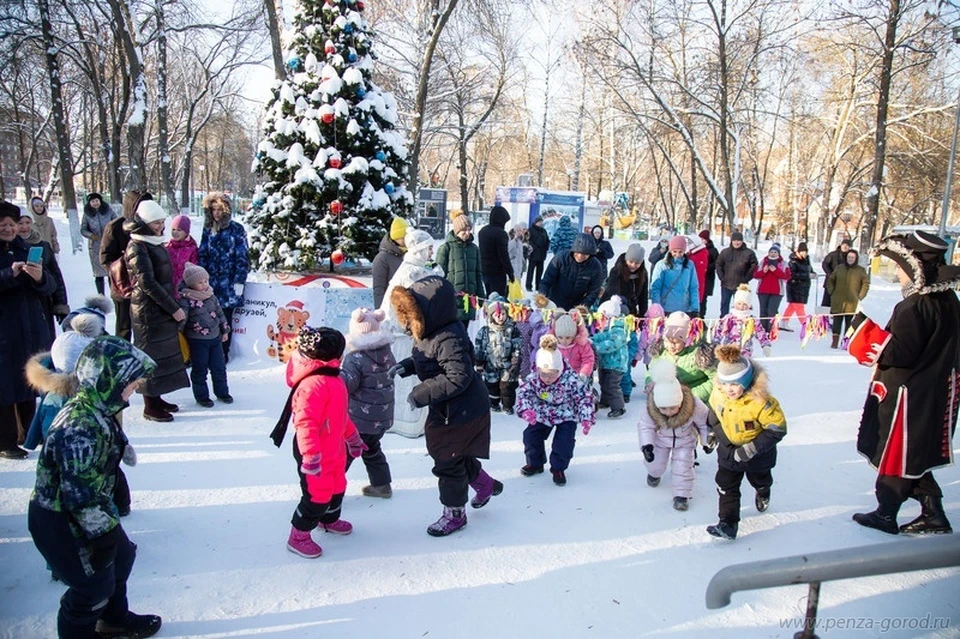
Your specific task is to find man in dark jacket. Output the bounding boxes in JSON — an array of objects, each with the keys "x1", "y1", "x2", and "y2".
[
  {"x1": 820, "y1": 236, "x2": 851, "y2": 308},
  {"x1": 699, "y1": 230, "x2": 720, "y2": 317},
  {"x1": 715, "y1": 231, "x2": 759, "y2": 316},
  {"x1": 478, "y1": 205, "x2": 514, "y2": 297},
  {"x1": 100, "y1": 191, "x2": 152, "y2": 340},
  {"x1": 539, "y1": 233, "x2": 605, "y2": 311},
  {"x1": 526, "y1": 216, "x2": 549, "y2": 290},
  {"x1": 849, "y1": 230, "x2": 960, "y2": 536},
  {"x1": 371, "y1": 217, "x2": 407, "y2": 308}
]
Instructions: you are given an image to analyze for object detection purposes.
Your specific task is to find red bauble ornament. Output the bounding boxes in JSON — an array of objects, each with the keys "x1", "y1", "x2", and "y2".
[
  {"x1": 357, "y1": 1, "x2": 365, "y2": 8},
  {"x1": 330, "y1": 200, "x2": 343, "y2": 215},
  {"x1": 331, "y1": 250, "x2": 346, "y2": 265},
  {"x1": 325, "y1": 43, "x2": 336, "y2": 55},
  {"x1": 329, "y1": 157, "x2": 342, "y2": 169},
  {"x1": 321, "y1": 112, "x2": 335, "y2": 124}
]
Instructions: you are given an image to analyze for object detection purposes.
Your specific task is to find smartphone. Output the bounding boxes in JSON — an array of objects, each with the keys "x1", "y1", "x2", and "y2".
[{"x1": 27, "y1": 246, "x2": 43, "y2": 264}]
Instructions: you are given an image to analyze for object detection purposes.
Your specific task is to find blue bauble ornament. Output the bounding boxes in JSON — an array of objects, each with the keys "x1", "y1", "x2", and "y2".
[
  {"x1": 356, "y1": 86, "x2": 366, "y2": 98},
  {"x1": 375, "y1": 151, "x2": 386, "y2": 162},
  {"x1": 384, "y1": 183, "x2": 395, "y2": 195},
  {"x1": 287, "y1": 56, "x2": 300, "y2": 71},
  {"x1": 344, "y1": 23, "x2": 354, "y2": 34},
  {"x1": 348, "y1": 51, "x2": 358, "y2": 62}
]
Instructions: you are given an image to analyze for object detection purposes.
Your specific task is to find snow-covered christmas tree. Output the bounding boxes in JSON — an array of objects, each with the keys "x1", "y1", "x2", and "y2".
[{"x1": 248, "y1": 0, "x2": 413, "y2": 272}]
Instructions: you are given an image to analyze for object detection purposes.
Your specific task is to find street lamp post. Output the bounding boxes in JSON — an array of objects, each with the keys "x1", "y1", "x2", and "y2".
[{"x1": 939, "y1": 26, "x2": 960, "y2": 239}]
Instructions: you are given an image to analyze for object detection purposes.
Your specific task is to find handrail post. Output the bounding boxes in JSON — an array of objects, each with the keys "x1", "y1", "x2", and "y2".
[{"x1": 795, "y1": 581, "x2": 820, "y2": 639}]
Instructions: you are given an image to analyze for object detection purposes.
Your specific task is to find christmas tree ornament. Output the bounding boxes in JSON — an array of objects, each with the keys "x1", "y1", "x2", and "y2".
[
  {"x1": 384, "y1": 183, "x2": 395, "y2": 195},
  {"x1": 330, "y1": 200, "x2": 344, "y2": 215},
  {"x1": 329, "y1": 157, "x2": 342, "y2": 169},
  {"x1": 355, "y1": 87, "x2": 366, "y2": 98},
  {"x1": 321, "y1": 111, "x2": 335, "y2": 124},
  {"x1": 331, "y1": 250, "x2": 346, "y2": 265},
  {"x1": 325, "y1": 40, "x2": 336, "y2": 55},
  {"x1": 375, "y1": 151, "x2": 386, "y2": 162},
  {"x1": 287, "y1": 56, "x2": 301, "y2": 71}
]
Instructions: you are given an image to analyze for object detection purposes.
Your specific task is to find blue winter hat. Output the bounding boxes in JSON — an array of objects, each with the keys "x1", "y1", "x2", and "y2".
[
  {"x1": 716, "y1": 345, "x2": 754, "y2": 389},
  {"x1": 769, "y1": 243, "x2": 782, "y2": 256},
  {"x1": 571, "y1": 233, "x2": 597, "y2": 256}
]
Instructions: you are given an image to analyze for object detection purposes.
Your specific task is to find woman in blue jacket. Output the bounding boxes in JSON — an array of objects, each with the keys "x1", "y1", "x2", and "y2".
[{"x1": 649, "y1": 236, "x2": 699, "y2": 316}]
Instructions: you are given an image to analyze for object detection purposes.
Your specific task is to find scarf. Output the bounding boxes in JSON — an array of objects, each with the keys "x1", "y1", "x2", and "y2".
[
  {"x1": 269, "y1": 365, "x2": 341, "y2": 447},
  {"x1": 181, "y1": 285, "x2": 214, "y2": 301},
  {"x1": 130, "y1": 233, "x2": 166, "y2": 246}
]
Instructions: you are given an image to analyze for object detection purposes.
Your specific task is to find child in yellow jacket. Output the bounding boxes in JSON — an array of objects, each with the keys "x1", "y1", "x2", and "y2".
[{"x1": 706, "y1": 345, "x2": 787, "y2": 540}]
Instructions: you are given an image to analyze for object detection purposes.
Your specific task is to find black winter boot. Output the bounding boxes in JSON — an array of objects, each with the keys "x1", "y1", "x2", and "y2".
[
  {"x1": 852, "y1": 509, "x2": 899, "y2": 535},
  {"x1": 899, "y1": 496, "x2": 953, "y2": 535},
  {"x1": 755, "y1": 488, "x2": 770, "y2": 513},
  {"x1": 96, "y1": 611, "x2": 162, "y2": 638},
  {"x1": 142, "y1": 396, "x2": 173, "y2": 423},
  {"x1": 706, "y1": 520, "x2": 738, "y2": 540}
]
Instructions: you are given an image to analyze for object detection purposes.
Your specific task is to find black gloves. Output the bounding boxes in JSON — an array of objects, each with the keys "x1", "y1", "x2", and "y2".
[{"x1": 641, "y1": 444, "x2": 654, "y2": 463}]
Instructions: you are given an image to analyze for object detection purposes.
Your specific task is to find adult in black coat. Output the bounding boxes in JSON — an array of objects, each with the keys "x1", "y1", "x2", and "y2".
[
  {"x1": 591, "y1": 225, "x2": 615, "y2": 275},
  {"x1": 600, "y1": 244, "x2": 649, "y2": 317},
  {"x1": 372, "y1": 217, "x2": 408, "y2": 308},
  {"x1": 101, "y1": 191, "x2": 152, "y2": 340},
  {"x1": 124, "y1": 200, "x2": 188, "y2": 422},
  {"x1": 18, "y1": 209, "x2": 69, "y2": 336},
  {"x1": 526, "y1": 216, "x2": 549, "y2": 290},
  {"x1": 780, "y1": 242, "x2": 814, "y2": 330},
  {"x1": 851, "y1": 231, "x2": 960, "y2": 536},
  {"x1": 715, "y1": 231, "x2": 759, "y2": 316},
  {"x1": 391, "y1": 276, "x2": 499, "y2": 536},
  {"x1": 820, "y1": 237, "x2": 851, "y2": 308},
  {"x1": 0, "y1": 201, "x2": 56, "y2": 459},
  {"x1": 539, "y1": 233, "x2": 605, "y2": 311},
  {"x1": 478, "y1": 205, "x2": 514, "y2": 297},
  {"x1": 698, "y1": 230, "x2": 720, "y2": 317}
]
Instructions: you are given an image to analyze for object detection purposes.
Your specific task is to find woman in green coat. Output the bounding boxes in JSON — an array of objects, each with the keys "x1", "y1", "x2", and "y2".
[
  {"x1": 827, "y1": 249, "x2": 870, "y2": 347},
  {"x1": 436, "y1": 210, "x2": 484, "y2": 325}
]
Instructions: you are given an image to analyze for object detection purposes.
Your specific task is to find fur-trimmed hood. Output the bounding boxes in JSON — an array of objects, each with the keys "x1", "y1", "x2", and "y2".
[
  {"x1": 26, "y1": 352, "x2": 79, "y2": 396},
  {"x1": 202, "y1": 191, "x2": 233, "y2": 231},
  {"x1": 345, "y1": 329, "x2": 394, "y2": 353},
  {"x1": 391, "y1": 275, "x2": 458, "y2": 340},
  {"x1": 646, "y1": 385, "x2": 695, "y2": 429}
]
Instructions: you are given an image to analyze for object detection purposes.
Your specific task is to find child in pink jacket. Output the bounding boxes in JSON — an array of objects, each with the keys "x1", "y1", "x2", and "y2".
[
  {"x1": 549, "y1": 309, "x2": 595, "y2": 385},
  {"x1": 165, "y1": 214, "x2": 199, "y2": 299},
  {"x1": 638, "y1": 359, "x2": 713, "y2": 511},
  {"x1": 280, "y1": 326, "x2": 366, "y2": 558}
]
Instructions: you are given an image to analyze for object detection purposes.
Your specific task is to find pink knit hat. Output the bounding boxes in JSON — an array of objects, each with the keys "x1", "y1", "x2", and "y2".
[
  {"x1": 349, "y1": 308, "x2": 385, "y2": 335},
  {"x1": 171, "y1": 214, "x2": 191, "y2": 233},
  {"x1": 182, "y1": 262, "x2": 208, "y2": 288},
  {"x1": 668, "y1": 235, "x2": 687, "y2": 251}
]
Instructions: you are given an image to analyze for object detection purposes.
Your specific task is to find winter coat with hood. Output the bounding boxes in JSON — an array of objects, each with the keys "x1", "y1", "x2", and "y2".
[
  {"x1": 197, "y1": 192, "x2": 249, "y2": 310},
  {"x1": 380, "y1": 243, "x2": 441, "y2": 331},
  {"x1": 22, "y1": 228, "x2": 68, "y2": 321},
  {"x1": 826, "y1": 260, "x2": 869, "y2": 314},
  {"x1": 528, "y1": 221, "x2": 549, "y2": 262},
  {"x1": 30, "y1": 337, "x2": 155, "y2": 570},
  {"x1": 390, "y1": 276, "x2": 491, "y2": 461},
  {"x1": 1, "y1": 234, "x2": 56, "y2": 405},
  {"x1": 646, "y1": 342, "x2": 717, "y2": 404},
  {"x1": 286, "y1": 350, "x2": 358, "y2": 503},
  {"x1": 592, "y1": 321, "x2": 629, "y2": 372},
  {"x1": 716, "y1": 244, "x2": 759, "y2": 291},
  {"x1": 687, "y1": 243, "x2": 710, "y2": 304},
  {"x1": 81, "y1": 195, "x2": 117, "y2": 277},
  {"x1": 753, "y1": 255, "x2": 791, "y2": 296},
  {"x1": 549, "y1": 216, "x2": 578, "y2": 255},
  {"x1": 601, "y1": 254, "x2": 649, "y2": 317},
  {"x1": 591, "y1": 225, "x2": 614, "y2": 274},
  {"x1": 708, "y1": 360, "x2": 787, "y2": 473},
  {"x1": 539, "y1": 240, "x2": 606, "y2": 310},
  {"x1": 786, "y1": 252, "x2": 814, "y2": 303},
  {"x1": 166, "y1": 234, "x2": 199, "y2": 299},
  {"x1": 124, "y1": 216, "x2": 189, "y2": 397},
  {"x1": 515, "y1": 364, "x2": 595, "y2": 426},
  {"x1": 475, "y1": 317, "x2": 523, "y2": 383},
  {"x1": 341, "y1": 327, "x2": 396, "y2": 435},
  {"x1": 703, "y1": 239, "x2": 719, "y2": 297},
  {"x1": 638, "y1": 387, "x2": 712, "y2": 456},
  {"x1": 29, "y1": 197, "x2": 59, "y2": 254},
  {"x1": 372, "y1": 233, "x2": 404, "y2": 308},
  {"x1": 478, "y1": 205, "x2": 514, "y2": 281},
  {"x1": 547, "y1": 322, "x2": 595, "y2": 377},
  {"x1": 24, "y1": 352, "x2": 76, "y2": 450},
  {"x1": 508, "y1": 234, "x2": 526, "y2": 279},
  {"x1": 650, "y1": 254, "x2": 700, "y2": 314},
  {"x1": 435, "y1": 230, "x2": 483, "y2": 321}
]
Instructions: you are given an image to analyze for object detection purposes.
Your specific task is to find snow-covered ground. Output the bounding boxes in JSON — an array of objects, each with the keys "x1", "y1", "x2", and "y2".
[{"x1": 2, "y1": 213, "x2": 959, "y2": 638}]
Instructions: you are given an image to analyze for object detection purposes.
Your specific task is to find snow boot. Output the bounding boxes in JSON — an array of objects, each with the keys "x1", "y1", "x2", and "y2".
[
  {"x1": 706, "y1": 520, "x2": 738, "y2": 540},
  {"x1": 95, "y1": 612, "x2": 162, "y2": 638},
  {"x1": 155, "y1": 396, "x2": 179, "y2": 413},
  {"x1": 520, "y1": 464, "x2": 544, "y2": 476},
  {"x1": 552, "y1": 469, "x2": 567, "y2": 486},
  {"x1": 470, "y1": 470, "x2": 503, "y2": 509},
  {"x1": 287, "y1": 527, "x2": 323, "y2": 558},
  {"x1": 673, "y1": 496, "x2": 689, "y2": 511},
  {"x1": 142, "y1": 396, "x2": 173, "y2": 423},
  {"x1": 607, "y1": 408, "x2": 626, "y2": 419},
  {"x1": 427, "y1": 506, "x2": 467, "y2": 537},
  {"x1": 320, "y1": 519, "x2": 353, "y2": 535},
  {"x1": 197, "y1": 398, "x2": 215, "y2": 408},
  {"x1": 647, "y1": 474, "x2": 660, "y2": 488},
  {"x1": 362, "y1": 484, "x2": 393, "y2": 499},
  {"x1": 831, "y1": 334, "x2": 840, "y2": 349},
  {"x1": 899, "y1": 496, "x2": 953, "y2": 535},
  {"x1": 755, "y1": 489, "x2": 770, "y2": 513},
  {"x1": 852, "y1": 509, "x2": 899, "y2": 535}
]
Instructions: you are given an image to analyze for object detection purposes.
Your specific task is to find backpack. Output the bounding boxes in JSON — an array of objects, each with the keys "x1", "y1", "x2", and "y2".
[{"x1": 108, "y1": 258, "x2": 133, "y2": 299}]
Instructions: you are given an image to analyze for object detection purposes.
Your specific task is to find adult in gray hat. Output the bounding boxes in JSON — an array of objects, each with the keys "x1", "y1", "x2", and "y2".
[
  {"x1": 538, "y1": 233, "x2": 605, "y2": 310},
  {"x1": 600, "y1": 243, "x2": 649, "y2": 317},
  {"x1": 715, "y1": 231, "x2": 758, "y2": 316}
]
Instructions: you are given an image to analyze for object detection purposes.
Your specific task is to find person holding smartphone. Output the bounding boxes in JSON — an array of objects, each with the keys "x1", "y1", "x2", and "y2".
[
  {"x1": 18, "y1": 208, "x2": 69, "y2": 337},
  {"x1": 0, "y1": 200, "x2": 56, "y2": 459}
]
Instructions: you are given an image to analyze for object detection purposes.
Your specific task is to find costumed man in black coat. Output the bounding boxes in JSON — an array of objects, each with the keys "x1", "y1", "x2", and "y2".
[
  {"x1": 478, "y1": 205, "x2": 515, "y2": 297},
  {"x1": 848, "y1": 230, "x2": 960, "y2": 535},
  {"x1": 526, "y1": 216, "x2": 549, "y2": 290},
  {"x1": 390, "y1": 276, "x2": 502, "y2": 537}
]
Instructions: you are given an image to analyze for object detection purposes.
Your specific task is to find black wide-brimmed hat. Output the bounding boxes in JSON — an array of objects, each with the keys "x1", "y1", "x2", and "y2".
[{"x1": 873, "y1": 230, "x2": 960, "y2": 294}]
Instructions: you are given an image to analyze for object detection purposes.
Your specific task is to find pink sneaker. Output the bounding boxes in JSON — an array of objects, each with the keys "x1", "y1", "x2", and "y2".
[
  {"x1": 287, "y1": 527, "x2": 322, "y2": 558},
  {"x1": 320, "y1": 519, "x2": 353, "y2": 535}
]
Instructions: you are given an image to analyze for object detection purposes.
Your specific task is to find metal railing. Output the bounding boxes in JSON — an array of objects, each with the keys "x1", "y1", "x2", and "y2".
[{"x1": 705, "y1": 534, "x2": 960, "y2": 638}]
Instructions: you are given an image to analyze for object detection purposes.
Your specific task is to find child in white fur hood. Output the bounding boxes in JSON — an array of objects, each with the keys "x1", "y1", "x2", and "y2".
[{"x1": 340, "y1": 308, "x2": 397, "y2": 499}]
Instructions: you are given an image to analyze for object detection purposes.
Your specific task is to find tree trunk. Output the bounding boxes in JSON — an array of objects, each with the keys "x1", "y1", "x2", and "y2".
[
  {"x1": 263, "y1": 0, "x2": 286, "y2": 80},
  {"x1": 107, "y1": 0, "x2": 147, "y2": 192},
  {"x1": 38, "y1": 0, "x2": 83, "y2": 253},
  {"x1": 863, "y1": 0, "x2": 900, "y2": 250},
  {"x1": 154, "y1": 1, "x2": 178, "y2": 210}
]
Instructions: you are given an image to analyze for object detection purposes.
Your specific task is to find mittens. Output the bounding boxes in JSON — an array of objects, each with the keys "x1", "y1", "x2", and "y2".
[
  {"x1": 641, "y1": 444, "x2": 654, "y2": 463},
  {"x1": 345, "y1": 432, "x2": 368, "y2": 459},
  {"x1": 300, "y1": 454, "x2": 322, "y2": 475},
  {"x1": 387, "y1": 364, "x2": 403, "y2": 379},
  {"x1": 234, "y1": 283, "x2": 245, "y2": 297},
  {"x1": 734, "y1": 442, "x2": 757, "y2": 462},
  {"x1": 702, "y1": 432, "x2": 716, "y2": 455},
  {"x1": 520, "y1": 410, "x2": 537, "y2": 424},
  {"x1": 122, "y1": 444, "x2": 137, "y2": 467},
  {"x1": 581, "y1": 421, "x2": 593, "y2": 435}
]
